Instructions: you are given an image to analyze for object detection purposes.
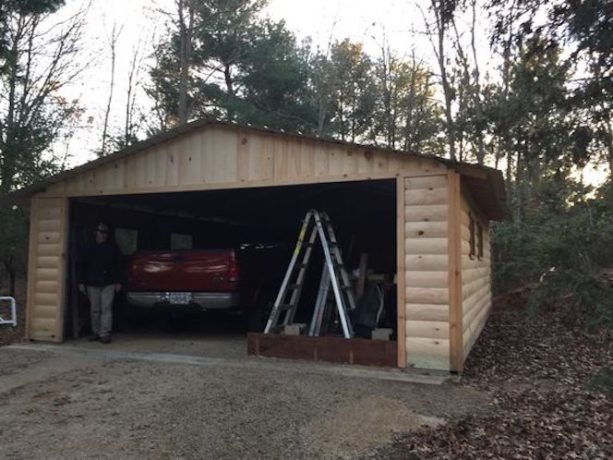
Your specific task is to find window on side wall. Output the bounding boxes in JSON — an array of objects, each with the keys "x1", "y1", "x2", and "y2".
[
  {"x1": 477, "y1": 222, "x2": 484, "y2": 260},
  {"x1": 469, "y1": 212, "x2": 476, "y2": 259},
  {"x1": 171, "y1": 233, "x2": 193, "y2": 250},
  {"x1": 115, "y1": 228, "x2": 138, "y2": 255}
]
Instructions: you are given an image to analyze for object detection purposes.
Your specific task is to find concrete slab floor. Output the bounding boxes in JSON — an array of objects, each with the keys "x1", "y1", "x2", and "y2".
[{"x1": 7, "y1": 342, "x2": 449, "y2": 385}]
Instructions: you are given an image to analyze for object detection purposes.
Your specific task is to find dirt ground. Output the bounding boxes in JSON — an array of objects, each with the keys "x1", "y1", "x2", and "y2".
[
  {"x1": 4, "y1": 286, "x2": 609, "y2": 458},
  {"x1": 373, "y1": 294, "x2": 613, "y2": 459},
  {"x1": 0, "y1": 341, "x2": 486, "y2": 460}
]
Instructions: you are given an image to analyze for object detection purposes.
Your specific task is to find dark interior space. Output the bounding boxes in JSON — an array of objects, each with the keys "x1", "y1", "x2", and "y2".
[{"x1": 65, "y1": 179, "x2": 397, "y2": 342}]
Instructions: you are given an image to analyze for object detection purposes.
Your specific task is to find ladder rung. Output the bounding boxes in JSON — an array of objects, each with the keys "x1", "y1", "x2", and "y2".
[
  {"x1": 277, "y1": 304, "x2": 294, "y2": 311},
  {"x1": 341, "y1": 285, "x2": 352, "y2": 290},
  {"x1": 287, "y1": 283, "x2": 302, "y2": 290}
]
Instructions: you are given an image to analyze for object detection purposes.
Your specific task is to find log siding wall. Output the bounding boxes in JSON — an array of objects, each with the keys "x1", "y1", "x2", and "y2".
[
  {"x1": 460, "y1": 188, "x2": 492, "y2": 358},
  {"x1": 26, "y1": 196, "x2": 68, "y2": 341},
  {"x1": 404, "y1": 175, "x2": 450, "y2": 370},
  {"x1": 23, "y1": 124, "x2": 498, "y2": 371}
]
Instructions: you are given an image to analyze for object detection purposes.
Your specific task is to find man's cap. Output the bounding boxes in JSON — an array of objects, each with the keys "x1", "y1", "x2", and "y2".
[{"x1": 95, "y1": 223, "x2": 109, "y2": 233}]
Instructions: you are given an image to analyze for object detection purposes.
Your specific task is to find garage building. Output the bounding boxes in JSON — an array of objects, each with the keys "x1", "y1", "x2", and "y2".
[{"x1": 11, "y1": 118, "x2": 506, "y2": 372}]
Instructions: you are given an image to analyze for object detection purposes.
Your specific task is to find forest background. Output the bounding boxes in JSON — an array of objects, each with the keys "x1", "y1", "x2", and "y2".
[{"x1": 0, "y1": 0, "x2": 611, "y2": 329}]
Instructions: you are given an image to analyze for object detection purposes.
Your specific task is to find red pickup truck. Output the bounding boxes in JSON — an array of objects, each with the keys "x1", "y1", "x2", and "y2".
[
  {"x1": 126, "y1": 249, "x2": 242, "y2": 311},
  {"x1": 124, "y1": 245, "x2": 283, "y2": 328}
]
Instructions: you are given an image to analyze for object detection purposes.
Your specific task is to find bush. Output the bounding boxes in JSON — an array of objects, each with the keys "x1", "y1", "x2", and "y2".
[
  {"x1": 492, "y1": 179, "x2": 613, "y2": 331},
  {"x1": 588, "y1": 367, "x2": 613, "y2": 395}
]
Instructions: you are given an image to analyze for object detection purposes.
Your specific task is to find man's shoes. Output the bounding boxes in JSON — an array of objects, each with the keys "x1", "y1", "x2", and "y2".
[
  {"x1": 88, "y1": 335, "x2": 100, "y2": 342},
  {"x1": 99, "y1": 335, "x2": 111, "y2": 344}
]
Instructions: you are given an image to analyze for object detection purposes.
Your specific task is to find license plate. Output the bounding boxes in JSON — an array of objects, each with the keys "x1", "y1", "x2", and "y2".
[{"x1": 167, "y1": 292, "x2": 192, "y2": 305}]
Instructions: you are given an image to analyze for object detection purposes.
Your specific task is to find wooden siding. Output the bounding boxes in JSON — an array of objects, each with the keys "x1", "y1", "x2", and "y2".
[
  {"x1": 24, "y1": 125, "x2": 502, "y2": 373},
  {"x1": 447, "y1": 171, "x2": 464, "y2": 372},
  {"x1": 396, "y1": 178, "x2": 406, "y2": 367},
  {"x1": 404, "y1": 175, "x2": 450, "y2": 370},
  {"x1": 460, "y1": 187, "x2": 492, "y2": 358},
  {"x1": 42, "y1": 126, "x2": 448, "y2": 198},
  {"x1": 26, "y1": 196, "x2": 68, "y2": 341}
]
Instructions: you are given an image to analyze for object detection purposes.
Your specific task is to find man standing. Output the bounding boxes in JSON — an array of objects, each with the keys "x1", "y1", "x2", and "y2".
[{"x1": 78, "y1": 223, "x2": 123, "y2": 344}]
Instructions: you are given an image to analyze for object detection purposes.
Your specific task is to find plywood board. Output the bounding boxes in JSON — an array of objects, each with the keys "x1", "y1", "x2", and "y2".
[{"x1": 41, "y1": 126, "x2": 448, "y2": 198}]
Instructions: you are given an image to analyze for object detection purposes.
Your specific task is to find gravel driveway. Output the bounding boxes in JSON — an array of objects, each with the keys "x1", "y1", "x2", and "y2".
[{"x1": 0, "y1": 344, "x2": 488, "y2": 459}]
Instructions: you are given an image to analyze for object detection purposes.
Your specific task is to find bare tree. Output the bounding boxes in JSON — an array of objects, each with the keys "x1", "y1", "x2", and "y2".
[
  {"x1": 100, "y1": 23, "x2": 123, "y2": 156},
  {"x1": 124, "y1": 40, "x2": 143, "y2": 146},
  {"x1": 0, "y1": 5, "x2": 88, "y2": 192},
  {"x1": 177, "y1": 0, "x2": 195, "y2": 124},
  {"x1": 420, "y1": 0, "x2": 457, "y2": 161},
  {"x1": 0, "y1": 4, "x2": 88, "y2": 294},
  {"x1": 450, "y1": 0, "x2": 486, "y2": 164}
]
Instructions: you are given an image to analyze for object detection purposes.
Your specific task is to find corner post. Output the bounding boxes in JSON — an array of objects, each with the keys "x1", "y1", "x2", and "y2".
[
  {"x1": 396, "y1": 177, "x2": 406, "y2": 368},
  {"x1": 447, "y1": 171, "x2": 464, "y2": 372}
]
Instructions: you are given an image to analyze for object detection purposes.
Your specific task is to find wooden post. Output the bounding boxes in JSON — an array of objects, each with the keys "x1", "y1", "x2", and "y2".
[
  {"x1": 356, "y1": 253, "x2": 368, "y2": 298},
  {"x1": 25, "y1": 198, "x2": 40, "y2": 341},
  {"x1": 396, "y1": 177, "x2": 407, "y2": 368},
  {"x1": 447, "y1": 171, "x2": 464, "y2": 372}
]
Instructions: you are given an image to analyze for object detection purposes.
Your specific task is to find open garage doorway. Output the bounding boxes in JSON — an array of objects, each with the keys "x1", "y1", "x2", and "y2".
[{"x1": 63, "y1": 179, "x2": 397, "y2": 361}]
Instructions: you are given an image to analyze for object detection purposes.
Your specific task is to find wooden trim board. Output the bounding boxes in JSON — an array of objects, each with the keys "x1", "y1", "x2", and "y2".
[
  {"x1": 396, "y1": 177, "x2": 407, "y2": 367},
  {"x1": 447, "y1": 171, "x2": 464, "y2": 371},
  {"x1": 247, "y1": 333, "x2": 398, "y2": 367}
]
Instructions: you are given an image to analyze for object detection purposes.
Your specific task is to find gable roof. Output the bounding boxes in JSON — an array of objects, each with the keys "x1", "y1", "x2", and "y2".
[{"x1": 5, "y1": 117, "x2": 508, "y2": 220}]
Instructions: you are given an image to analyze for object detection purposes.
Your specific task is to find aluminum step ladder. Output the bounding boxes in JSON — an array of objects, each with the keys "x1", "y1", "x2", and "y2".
[{"x1": 264, "y1": 210, "x2": 355, "y2": 338}]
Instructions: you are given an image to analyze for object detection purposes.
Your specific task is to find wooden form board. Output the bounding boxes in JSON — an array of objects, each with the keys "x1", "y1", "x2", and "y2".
[
  {"x1": 25, "y1": 196, "x2": 68, "y2": 341},
  {"x1": 41, "y1": 126, "x2": 448, "y2": 199},
  {"x1": 460, "y1": 186, "x2": 492, "y2": 358},
  {"x1": 247, "y1": 333, "x2": 398, "y2": 367},
  {"x1": 403, "y1": 174, "x2": 451, "y2": 370}
]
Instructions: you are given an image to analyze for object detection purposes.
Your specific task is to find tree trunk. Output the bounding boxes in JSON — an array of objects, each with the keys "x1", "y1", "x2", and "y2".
[
  {"x1": 177, "y1": 0, "x2": 194, "y2": 125},
  {"x1": 8, "y1": 268, "x2": 16, "y2": 298},
  {"x1": 224, "y1": 63, "x2": 235, "y2": 121},
  {"x1": 429, "y1": 0, "x2": 456, "y2": 161},
  {"x1": 124, "y1": 45, "x2": 140, "y2": 146},
  {"x1": 1, "y1": 22, "x2": 22, "y2": 193},
  {"x1": 101, "y1": 24, "x2": 120, "y2": 156}
]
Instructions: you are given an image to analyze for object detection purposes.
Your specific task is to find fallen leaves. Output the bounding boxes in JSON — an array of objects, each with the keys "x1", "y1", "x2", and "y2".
[{"x1": 374, "y1": 294, "x2": 612, "y2": 459}]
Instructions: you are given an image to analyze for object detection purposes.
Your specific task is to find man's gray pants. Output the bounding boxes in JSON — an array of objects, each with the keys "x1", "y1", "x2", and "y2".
[{"x1": 87, "y1": 285, "x2": 115, "y2": 338}]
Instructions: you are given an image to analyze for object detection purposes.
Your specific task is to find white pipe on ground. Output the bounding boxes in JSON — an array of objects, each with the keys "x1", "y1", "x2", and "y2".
[{"x1": 0, "y1": 296, "x2": 17, "y2": 327}]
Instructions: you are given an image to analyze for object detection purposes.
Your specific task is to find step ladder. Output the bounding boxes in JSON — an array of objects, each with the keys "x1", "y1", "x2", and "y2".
[{"x1": 264, "y1": 210, "x2": 355, "y2": 338}]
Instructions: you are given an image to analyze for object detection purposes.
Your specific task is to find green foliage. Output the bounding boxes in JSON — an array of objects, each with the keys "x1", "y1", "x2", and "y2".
[
  {"x1": 308, "y1": 39, "x2": 377, "y2": 141},
  {"x1": 0, "y1": 204, "x2": 28, "y2": 295},
  {"x1": 588, "y1": 366, "x2": 613, "y2": 395},
  {"x1": 493, "y1": 179, "x2": 613, "y2": 330},
  {"x1": 147, "y1": 5, "x2": 443, "y2": 147},
  {"x1": 146, "y1": 0, "x2": 314, "y2": 132},
  {"x1": 0, "y1": 1, "x2": 78, "y2": 294},
  {"x1": 234, "y1": 20, "x2": 315, "y2": 132}
]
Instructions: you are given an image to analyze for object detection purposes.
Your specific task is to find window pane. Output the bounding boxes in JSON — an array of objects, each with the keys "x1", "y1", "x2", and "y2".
[
  {"x1": 171, "y1": 233, "x2": 193, "y2": 250},
  {"x1": 469, "y1": 213, "x2": 476, "y2": 258},
  {"x1": 477, "y1": 223, "x2": 484, "y2": 258},
  {"x1": 115, "y1": 228, "x2": 138, "y2": 255}
]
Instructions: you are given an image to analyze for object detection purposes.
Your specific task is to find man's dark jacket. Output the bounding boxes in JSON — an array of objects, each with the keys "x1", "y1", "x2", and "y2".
[{"x1": 79, "y1": 241, "x2": 123, "y2": 287}]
